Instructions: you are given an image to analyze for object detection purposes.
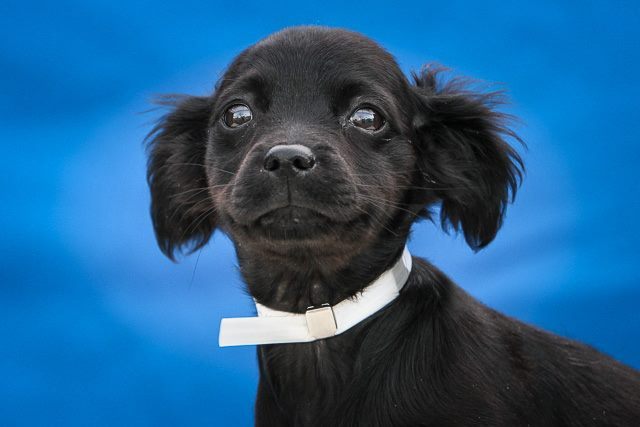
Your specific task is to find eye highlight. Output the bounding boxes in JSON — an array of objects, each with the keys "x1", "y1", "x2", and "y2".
[
  {"x1": 222, "y1": 104, "x2": 252, "y2": 128},
  {"x1": 349, "y1": 107, "x2": 385, "y2": 131}
]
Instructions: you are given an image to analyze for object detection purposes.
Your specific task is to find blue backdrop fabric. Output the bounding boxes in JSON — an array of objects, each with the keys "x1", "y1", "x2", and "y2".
[{"x1": 1, "y1": 1, "x2": 639, "y2": 425}]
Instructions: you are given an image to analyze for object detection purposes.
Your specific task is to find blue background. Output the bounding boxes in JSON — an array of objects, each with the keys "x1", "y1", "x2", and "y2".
[{"x1": 1, "y1": 1, "x2": 639, "y2": 425}]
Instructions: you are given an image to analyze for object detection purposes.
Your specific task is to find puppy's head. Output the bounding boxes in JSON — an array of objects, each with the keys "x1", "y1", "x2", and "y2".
[{"x1": 147, "y1": 26, "x2": 522, "y2": 269}]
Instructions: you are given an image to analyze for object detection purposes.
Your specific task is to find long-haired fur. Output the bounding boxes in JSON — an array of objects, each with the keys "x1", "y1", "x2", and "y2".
[{"x1": 145, "y1": 27, "x2": 640, "y2": 426}]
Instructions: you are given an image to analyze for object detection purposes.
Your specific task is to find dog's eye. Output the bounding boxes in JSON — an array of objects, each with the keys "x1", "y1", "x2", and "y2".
[
  {"x1": 222, "y1": 104, "x2": 252, "y2": 128},
  {"x1": 349, "y1": 108, "x2": 385, "y2": 131}
]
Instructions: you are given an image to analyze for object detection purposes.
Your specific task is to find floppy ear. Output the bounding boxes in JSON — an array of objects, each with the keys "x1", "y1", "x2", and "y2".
[
  {"x1": 411, "y1": 65, "x2": 524, "y2": 250},
  {"x1": 146, "y1": 95, "x2": 215, "y2": 260}
]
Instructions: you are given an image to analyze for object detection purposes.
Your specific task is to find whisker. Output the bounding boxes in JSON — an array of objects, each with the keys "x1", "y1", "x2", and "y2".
[
  {"x1": 357, "y1": 194, "x2": 422, "y2": 219},
  {"x1": 152, "y1": 162, "x2": 236, "y2": 176},
  {"x1": 189, "y1": 248, "x2": 204, "y2": 289},
  {"x1": 353, "y1": 205, "x2": 399, "y2": 237},
  {"x1": 169, "y1": 194, "x2": 213, "y2": 224},
  {"x1": 168, "y1": 184, "x2": 229, "y2": 200},
  {"x1": 351, "y1": 170, "x2": 419, "y2": 177},
  {"x1": 181, "y1": 205, "x2": 218, "y2": 242},
  {"x1": 354, "y1": 182, "x2": 492, "y2": 192}
]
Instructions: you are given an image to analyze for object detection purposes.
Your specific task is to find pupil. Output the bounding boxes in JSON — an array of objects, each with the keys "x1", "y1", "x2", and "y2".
[
  {"x1": 352, "y1": 108, "x2": 380, "y2": 130},
  {"x1": 225, "y1": 105, "x2": 252, "y2": 127}
]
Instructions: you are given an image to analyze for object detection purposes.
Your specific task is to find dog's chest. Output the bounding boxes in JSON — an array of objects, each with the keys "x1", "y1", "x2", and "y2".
[
  {"x1": 260, "y1": 338, "x2": 364, "y2": 421},
  {"x1": 259, "y1": 333, "x2": 428, "y2": 426}
]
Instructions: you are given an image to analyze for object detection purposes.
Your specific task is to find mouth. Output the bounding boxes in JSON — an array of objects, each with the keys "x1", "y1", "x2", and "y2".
[{"x1": 225, "y1": 203, "x2": 376, "y2": 252}]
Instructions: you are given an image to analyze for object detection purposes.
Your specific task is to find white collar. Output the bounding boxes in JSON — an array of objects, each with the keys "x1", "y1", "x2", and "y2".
[{"x1": 218, "y1": 246, "x2": 412, "y2": 347}]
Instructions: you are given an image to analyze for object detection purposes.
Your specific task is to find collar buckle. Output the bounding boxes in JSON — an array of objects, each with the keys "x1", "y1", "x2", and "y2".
[{"x1": 305, "y1": 304, "x2": 337, "y2": 339}]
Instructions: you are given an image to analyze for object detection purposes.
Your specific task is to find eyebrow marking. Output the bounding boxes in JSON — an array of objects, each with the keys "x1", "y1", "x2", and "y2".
[
  {"x1": 218, "y1": 70, "x2": 273, "y2": 112},
  {"x1": 332, "y1": 81, "x2": 365, "y2": 112}
]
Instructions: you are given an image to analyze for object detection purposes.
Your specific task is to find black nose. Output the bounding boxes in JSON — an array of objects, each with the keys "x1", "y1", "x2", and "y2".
[{"x1": 264, "y1": 144, "x2": 316, "y2": 175}]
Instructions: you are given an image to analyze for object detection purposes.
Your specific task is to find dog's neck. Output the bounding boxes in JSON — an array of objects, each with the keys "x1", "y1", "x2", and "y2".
[{"x1": 235, "y1": 240, "x2": 408, "y2": 313}]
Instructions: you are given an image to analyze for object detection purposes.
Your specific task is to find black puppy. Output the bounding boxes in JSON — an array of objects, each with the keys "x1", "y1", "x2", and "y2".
[{"x1": 146, "y1": 26, "x2": 640, "y2": 426}]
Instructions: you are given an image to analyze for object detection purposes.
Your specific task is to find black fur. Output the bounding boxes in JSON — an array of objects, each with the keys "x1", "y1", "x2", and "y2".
[{"x1": 146, "y1": 26, "x2": 640, "y2": 426}]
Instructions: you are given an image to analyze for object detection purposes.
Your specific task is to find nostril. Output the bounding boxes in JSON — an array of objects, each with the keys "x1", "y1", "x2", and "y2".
[
  {"x1": 264, "y1": 155, "x2": 280, "y2": 171},
  {"x1": 292, "y1": 155, "x2": 315, "y2": 171}
]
